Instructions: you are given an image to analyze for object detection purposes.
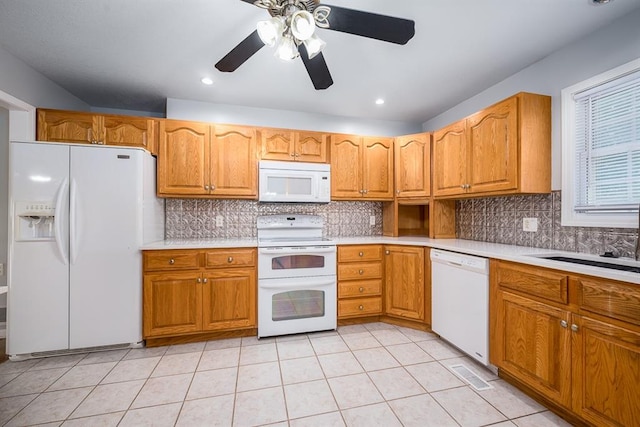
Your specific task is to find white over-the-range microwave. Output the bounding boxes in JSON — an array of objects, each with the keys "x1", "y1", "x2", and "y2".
[{"x1": 258, "y1": 160, "x2": 331, "y2": 203}]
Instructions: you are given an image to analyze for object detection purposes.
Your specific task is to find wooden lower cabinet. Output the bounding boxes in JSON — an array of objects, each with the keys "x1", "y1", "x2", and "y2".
[
  {"x1": 337, "y1": 245, "x2": 383, "y2": 319},
  {"x1": 491, "y1": 260, "x2": 640, "y2": 426},
  {"x1": 143, "y1": 248, "x2": 256, "y2": 343},
  {"x1": 384, "y1": 245, "x2": 425, "y2": 321}
]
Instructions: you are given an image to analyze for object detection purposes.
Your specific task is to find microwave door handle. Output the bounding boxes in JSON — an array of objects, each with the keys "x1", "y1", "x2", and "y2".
[
  {"x1": 259, "y1": 278, "x2": 336, "y2": 290},
  {"x1": 258, "y1": 247, "x2": 335, "y2": 255}
]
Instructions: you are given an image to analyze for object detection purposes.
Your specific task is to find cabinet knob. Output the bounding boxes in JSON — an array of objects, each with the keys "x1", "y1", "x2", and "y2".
[
  {"x1": 228, "y1": 256, "x2": 234, "y2": 263},
  {"x1": 203, "y1": 278, "x2": 208, "y2": 283},
  {"x1": 385, "y1": 250, "x2": 390, "y2": 255},
  {"x1": 363, "y1": 189, "x2": 368, "y2": 194},
  {"x1": 560, "y1": 320, "x2": 568, "y2": 328},
  {"x1": 359, "y1": 287, "x2": 364, "y2": 293},
  {"x1": 571, "y1": 324, "x2": 579, "y2": 332},
  {"x1": 295, "y1": 153, "x2": 300, "y2": 157},
  {"x1": 358, "y1": 305, "x2": 364, "y2": 311},
  {"x1": 290, "y1": 153, "x2": 296, "y2": 157},
  {"x1": 358, "y1": 269, "x2": 364, "y2": 275},
  {"x1": 460, "y1": 184, "x2": 466, "y2": 189},
  {"x1": 211, "y1": 184, "x2": 216, "y2": 190},
  {"x1": 197, "y1": 277, "x2": 202, "y2": 283},
  {"x1": 169, "y1": 259, "x2": 175, "y2": 265},
  {"x1": 204, "y1": 185, "x2": 210, "y2": 190},
  {"x1": 359, "y1": 252, "x2": 364, "y2": 257},
  {"x1": 396, "y1": 190, "x2": 400, "y2": 194},
  {"x1": 359, "y1": 189, "x2": 364, "y2": 194}
]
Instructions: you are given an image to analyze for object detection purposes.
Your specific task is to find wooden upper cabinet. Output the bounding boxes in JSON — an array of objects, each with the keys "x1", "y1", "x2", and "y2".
[
  {"x1": 468, "y1": 97, "x2": 518, "y2": 194},
  {"x1": 210, "y1": 124, "x2": 257, "y2": 197},
  {"x1": 259, "y1": 128, "x2": 328, "y2": 163},
  {"x1": 432, "y1": 92, "x2": 551, "y2": 198},
  {"x1": 331, "y1": 134, "x2": 393, "y2": 200},
  {"x1": 296, "y1": 131, "x2": 328, "y2": 163},
  {"x1": 157, "y1": 120, "x2": 210, "y2": 196},
  {"x1": 395, "y1": 133, "x2": 430, "y2": 199},
  {"x1": 37, "y1": 108, "x2": 157, "y2": 152},
  {"x1": 433, "y1": 120, "x2": 467, "y2": 197},
  {"x1": 331, "y1": 134, "x2": 363, "y2": 199}
]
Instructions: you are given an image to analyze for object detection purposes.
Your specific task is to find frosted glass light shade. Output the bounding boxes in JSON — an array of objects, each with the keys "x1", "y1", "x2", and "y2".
[
  {"x1": 257, "y1": 17, "x2": 284, "y2": 47},
  {"x1": 275, "y1": 36, "x2": 298, "y2": 61},
  {"x1": 303, "y1": 34, "x2": 326, "y2": 59},
  {"x1": 290, "y1": 10, "x2": 315, "y2": 41}
]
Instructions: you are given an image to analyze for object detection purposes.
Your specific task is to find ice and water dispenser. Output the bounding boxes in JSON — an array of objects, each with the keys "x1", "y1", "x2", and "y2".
[{"x1": 14, "y1": 201, "x2": 56, "y2": 241}]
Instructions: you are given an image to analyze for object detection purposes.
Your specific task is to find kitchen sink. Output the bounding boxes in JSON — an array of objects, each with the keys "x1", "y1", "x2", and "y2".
[{"x1": 534, "y1": 255, "x2": 640, "y2": 273}]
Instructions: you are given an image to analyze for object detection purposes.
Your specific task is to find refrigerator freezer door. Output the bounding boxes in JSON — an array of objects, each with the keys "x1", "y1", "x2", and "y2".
[
  {"x1": 8, "y1": 142, "x2": 70, "y2": 355},
  {"x1": 68, "y1": 146, "x2": 143, "y2": 348}
]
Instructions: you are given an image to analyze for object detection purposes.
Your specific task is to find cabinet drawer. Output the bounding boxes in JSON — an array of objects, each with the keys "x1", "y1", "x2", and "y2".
[
  {"x1": 338, "y1": 245, "x2": 383, "y2": 262},
  {"x1": 338, "y1": 280, "x2": 382, "y2": 298},
  {"x1": 205, "y1": 249, "x2": 256, "y2": 268},
  {"x1": 578, "y1": 278, "x2": 640, "y2": 326},
  {"x1": 143, "y1": 250, "x2": 201, "y2": 272},
  {"x1": 496, "y1": 261, "x2": 568, "y2": 304},
  {"x1": 339, "y1": 297, "x2": 382, "y2": 317},
  {"x1": 338, "y1": 262, "x2": 382, "y2": 280}
]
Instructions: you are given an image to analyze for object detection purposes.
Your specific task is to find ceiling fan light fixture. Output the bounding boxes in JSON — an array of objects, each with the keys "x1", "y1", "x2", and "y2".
[
  {"x1": 303, "y1": 33, "x2": 326, "y2": 59},
  {"x1": 275, "y1": 35, "x2": 299, "y2": 61},
  {"x1": 257, "y1": 16, "x2": 284, "y2": 47},
  {"x1": 290, "y1": 10, "x2": 316, "y2": 41}
]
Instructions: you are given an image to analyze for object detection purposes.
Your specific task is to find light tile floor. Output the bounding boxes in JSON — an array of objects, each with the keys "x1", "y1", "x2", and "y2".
[{"x1": 0, "y1": 323, "x2": 573, "y2": 427}]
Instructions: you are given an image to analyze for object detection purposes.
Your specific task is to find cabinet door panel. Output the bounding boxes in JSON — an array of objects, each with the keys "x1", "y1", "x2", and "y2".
[
  {"x1": 433, "y1": 121, "x2": 467, "y2": 196},
  {"x1": 143, "y1": 272, "x2": 202, "y2": 337},
  {"x1": 468, "y1": 97, "x2": 518, "y2": 193},
  {"x1": 331, "y1": 135, "x2": 362, "y2": 198},
  {"x1": 157, "y1": 120, "x2": 209, "y2": 195},
  {"x1": 37, "y1": 109, "x2": 98, "y2": 144},
  {"x1": 395, "y1": 133, "x2": 430, "y2": 198},
  {"x1": 495, "y1": 291, "x2": 572, "y2": 408},
  {"x1": 259, "y1": 128, "x2": 295, "y2": 161},
  {"x1": 103, "y1": 116, "x2": 155, "y2": 150},
  {"x1": 572, "y1": 316, "x2": 640, "y2": 427},
  {"x1": 296, "y1": 131, "x2": 328, "y2": 163},
  {"x1": 384, "y1": 246, "x2": 424, "y2": 320},
  {"x1": 210, "y1": 125, "x2": 257, "y2": 197},
  {"x1": 202, "y1": 269, "x2": 256, "y2": 330},
  {"x1": 362, "y1": 137, "x2": 394, "y2": 199}
]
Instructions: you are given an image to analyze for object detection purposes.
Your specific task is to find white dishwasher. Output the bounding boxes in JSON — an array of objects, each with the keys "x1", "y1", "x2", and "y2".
[{"x1": 431, "y1": 249, "x2": 490, "y2": 365}]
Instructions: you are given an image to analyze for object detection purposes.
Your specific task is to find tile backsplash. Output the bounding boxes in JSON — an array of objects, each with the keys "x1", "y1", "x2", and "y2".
[
  {"x1": 456, "y1": 191, "x2": 638, "y2": 259},
  {"x1": 165, "y1": 199, "x2": 383, "y2": 239}
]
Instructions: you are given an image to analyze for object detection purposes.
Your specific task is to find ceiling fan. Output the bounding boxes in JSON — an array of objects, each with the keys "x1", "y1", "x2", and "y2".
[{"x1": 215, "y1": 0, "x2": 415, "y2": 90}]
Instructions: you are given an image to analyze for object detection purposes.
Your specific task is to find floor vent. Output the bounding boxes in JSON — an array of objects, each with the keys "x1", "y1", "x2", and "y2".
[{"x1": 449, "y1": 364, "x2": 493, "y2": 391}]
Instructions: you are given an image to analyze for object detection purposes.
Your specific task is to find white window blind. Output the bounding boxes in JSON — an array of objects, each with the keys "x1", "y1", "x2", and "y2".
[{"x1": 573, "y1": 69, "x2": 640, "y2": 213}]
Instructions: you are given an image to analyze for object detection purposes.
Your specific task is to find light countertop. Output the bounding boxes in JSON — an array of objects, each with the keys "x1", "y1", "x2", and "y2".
[{"x1": 142, "y1": 236, "x2": 640, "y2": 285}]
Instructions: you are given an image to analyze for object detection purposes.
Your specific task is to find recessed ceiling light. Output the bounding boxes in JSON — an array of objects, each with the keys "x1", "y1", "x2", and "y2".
[
  {"x1": 375, "y1": 98, "x2": 385, "y2": 105},
  {"x1": 201, "y1": 77, "x2": 214, "y2": 85}
]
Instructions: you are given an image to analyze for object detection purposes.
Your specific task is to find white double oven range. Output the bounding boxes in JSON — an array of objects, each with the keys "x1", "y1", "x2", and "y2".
[{"x1": 257, "y1": 215, "x2": 337, "y2": 338}]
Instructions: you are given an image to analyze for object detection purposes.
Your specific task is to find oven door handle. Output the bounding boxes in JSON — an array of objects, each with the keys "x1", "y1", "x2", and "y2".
[
  {"x1": 259, "y1": 277, "x2": 336, "y2": 290},
  {"x1": 258, "y1": 247, "x2": 336, "y2": 255}
]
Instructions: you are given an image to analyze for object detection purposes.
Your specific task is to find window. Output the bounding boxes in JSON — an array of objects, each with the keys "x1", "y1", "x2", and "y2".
[{"x1": 562, "y1": 58, "x2": 640, "y2": 227}]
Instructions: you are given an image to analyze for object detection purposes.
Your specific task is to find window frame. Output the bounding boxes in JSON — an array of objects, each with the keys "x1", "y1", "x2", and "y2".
[{"x1": 561, "y1": 57, "x2": 640, "y2": 228}]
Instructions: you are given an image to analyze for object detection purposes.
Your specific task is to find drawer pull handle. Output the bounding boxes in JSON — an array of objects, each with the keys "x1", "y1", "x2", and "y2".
[
  {"x1": 560, "y1": 320, "x2": 568, "y2": 328},
  {"x1": 359, "y1": 269, "x2": 364, "y2": 275},
  {"x1": 359, "y1": 305, "x2": 364, "y2": 310},
  {"x1": 385, "y1": 250, "x2": 390, "y2": 255},
  {"x1": 169, "y1": 259, "x2": 175, "y2": 265},
  {"x1": 359, "y1": 252, "x2": 364, "y2": 257},
  {"x1": 571, "y1": 324, "x2": 579, "y2": 332},
  {"x1": 228, "y1": 257, "x2": 234, "y2": 263},
  {"x1": 359, "y1": 287, "x2": 364, "y2": 293}
]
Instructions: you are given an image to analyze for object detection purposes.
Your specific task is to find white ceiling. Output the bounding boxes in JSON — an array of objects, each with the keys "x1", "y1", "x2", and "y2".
[{"x1": 1, "y1": 0, "x2": 639, "y2": 123}]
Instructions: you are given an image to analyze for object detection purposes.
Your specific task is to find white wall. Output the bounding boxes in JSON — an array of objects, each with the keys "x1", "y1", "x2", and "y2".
[
  {"x1": 0, "y1": 107, "x2": 9, "y2": 311},
  {"x1": 421, "y1": 8, "x2": 640, "y2": 190},
  {"x1": 0, "y1": 44, "x2": 88, "y2": 111},
  {"x1": 167, "y1": 98, "x2": 422, "y2": 137}
]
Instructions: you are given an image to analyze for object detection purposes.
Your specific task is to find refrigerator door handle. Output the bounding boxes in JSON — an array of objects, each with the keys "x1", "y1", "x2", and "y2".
[
  {"x1": 54, "y1": 178, "x2": 69, "y2": 265},
  {"x1": 70, "y1": 178, "x2": 80, "y2": 264}
]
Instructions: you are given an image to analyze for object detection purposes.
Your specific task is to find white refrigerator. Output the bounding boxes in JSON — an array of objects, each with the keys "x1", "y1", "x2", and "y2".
[{"x1": 7, "y1": 141, "x2": 164, "y2": 358}]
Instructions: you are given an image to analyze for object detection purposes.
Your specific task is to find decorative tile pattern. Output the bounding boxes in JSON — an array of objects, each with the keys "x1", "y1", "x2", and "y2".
[
  {"x1": 457, "y1": 191, "x2": 638, "y2": 258},
  {"x1": 165, "y1": 199, "x2": 384, "y2": 239}
]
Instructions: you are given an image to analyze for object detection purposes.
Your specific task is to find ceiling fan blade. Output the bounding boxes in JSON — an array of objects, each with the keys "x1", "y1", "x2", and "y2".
[
  {"x1": 298, "y1": 44, "x2": 333, "y2": 90},
  {"x1": 215, "y1": 30, "x2": 264, "y2": 72},
  {"x1": 321, "y1": 4, "x2": 415, "y2": 45}
]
